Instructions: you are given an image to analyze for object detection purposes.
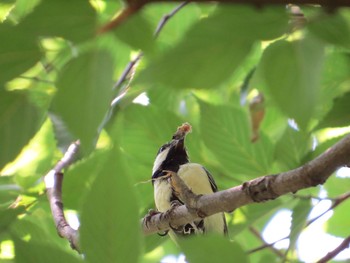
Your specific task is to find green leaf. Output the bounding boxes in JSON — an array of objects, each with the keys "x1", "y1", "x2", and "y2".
[
  {"x1": 258, "y1": 36, "x2": 325, "y2": 129},
  {"x1": 52, "y1": 50, "x2": 114, "y2": 154},
  {"x1": 115, "y1": 105, "x2": 183, "y2": 208},
  {"x1": 137, "y1": 6, "x2": 287, "y2": 89},
  {"x1": 114, "y1": 13, "x2": 154, "y2": 52},
  {"x1": 274, "y1": 127, "x2": 311, "y2": 170},
  {"x1": 231, "y1": 199, "x2": 282, "y2": 235},
  {"x1": 63, "y1": 149, "x2": 110, "y2": 210},
  {"x1": 317, "y1": 52, "x2": 350, "y2": 118},
  {"x1": 0, "y1": 207, "x2": 25, "y2": 234},
  {"x1": 289, "y1": 199, "x2": 312, "y2": 253},
  {"x1": 199, "y1": 101, "x2": 274, "y2": 180},
  {"x1": 179, "y1": 236, "x2": 248, "y2": 263},
  {"x1": 325, "y1": 176, "x2": 350, "y2": 198},
  {"x1": 0, "y1": 89, "x2": 43, "y2": 169},
  {"x1": 308, "y1": 11, "x2": 350, "y2": 49},
  {"x1": 80, "y1": 149, "x2": 141, "y2": 263},
  {"x1": 0, "y1": 177, "x2": 20, "y2": 208},
  {"x1": 316, "y1": 92, "x2": 350, "y2": 129},
  {"x1": 18, "y1": 0, "x2": 96, "y2": 43},
  {"x1": 14, "y1": 238, "x2": 82, "y2": 263},
  {"x1": 0, "y1": 24, "x2": 41, "y2": 84},
  {"x1": 327, "y1": 197, "x2": 350, "y2": 238},
  {"x1": 10, "y1": 119, "x2": 56, "y2": 189}
]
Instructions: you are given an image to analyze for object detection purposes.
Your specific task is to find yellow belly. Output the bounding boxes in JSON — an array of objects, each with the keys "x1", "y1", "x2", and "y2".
[{"x1": 153, "y1": 163, "x2": 226, "y2": 235}]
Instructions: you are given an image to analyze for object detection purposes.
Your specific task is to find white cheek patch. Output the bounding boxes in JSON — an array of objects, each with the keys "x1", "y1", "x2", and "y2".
[{"x1": 152, "y1": 148, "x2": 170, "y2": 175}]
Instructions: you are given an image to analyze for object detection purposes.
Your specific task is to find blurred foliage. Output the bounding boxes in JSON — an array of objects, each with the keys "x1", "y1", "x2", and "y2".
[{"x1": 0, "y1": 1, "x2": 350, "y2": 262}]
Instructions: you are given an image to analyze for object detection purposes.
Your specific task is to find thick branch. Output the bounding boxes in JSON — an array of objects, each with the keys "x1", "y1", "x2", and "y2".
[
  {"x1": 44, "y1": 141, "x2": 80, "y2": 251},
  {"x1": 142, "y1": 134, "x2": 350, "y2": 235}
]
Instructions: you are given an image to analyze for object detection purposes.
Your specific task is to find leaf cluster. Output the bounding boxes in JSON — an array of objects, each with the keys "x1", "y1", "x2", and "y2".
[{"x1": 0, "y1": 1, "x2": 350, "y2": 262}]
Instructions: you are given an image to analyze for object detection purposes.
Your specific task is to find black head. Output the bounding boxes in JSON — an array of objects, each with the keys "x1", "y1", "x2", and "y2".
[{"x1": 152, "y1": 137, "x2": 189, "y2": 181}]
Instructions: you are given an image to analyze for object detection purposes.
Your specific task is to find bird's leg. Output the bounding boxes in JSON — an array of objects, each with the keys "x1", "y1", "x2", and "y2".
[
  {"x1": 143, "y1": 209, "x2": 160, "y2": 229},
  {"x1": 166, "y1": 170, "x2": 207, "y2": 218}
]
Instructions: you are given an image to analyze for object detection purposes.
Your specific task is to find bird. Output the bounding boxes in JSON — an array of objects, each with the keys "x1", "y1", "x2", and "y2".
[{"x1": 151, "y1": 123, "x2": 227, "y2": 240}]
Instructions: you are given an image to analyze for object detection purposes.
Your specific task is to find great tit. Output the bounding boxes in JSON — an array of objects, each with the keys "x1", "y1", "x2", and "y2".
[{"x1": 152, "y1": 123, "x2": 227, "y2": 239}]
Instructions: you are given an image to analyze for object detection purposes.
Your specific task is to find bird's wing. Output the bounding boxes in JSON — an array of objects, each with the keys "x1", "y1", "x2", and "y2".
[{"x1": 202, "y1": 166, "x2": 218, "y2": 192}]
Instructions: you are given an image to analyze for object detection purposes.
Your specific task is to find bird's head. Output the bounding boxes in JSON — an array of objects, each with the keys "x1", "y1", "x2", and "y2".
[{"x1": 152, "y1": 123, "x2": 192, "y2": 180}]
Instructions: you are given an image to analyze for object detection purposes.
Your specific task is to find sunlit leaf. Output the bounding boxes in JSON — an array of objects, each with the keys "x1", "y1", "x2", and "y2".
[
  {"x1": 52, "y1": 50, "x2": 114, "y2": 154},
  {"x1": 80, "y1": 149, "x2": 141, "y2": 263},
  {"x1": 327, "y1": 196, "x2": 350, "y2": 238},
  {"x1": 325, "y1": 176, "x2": 350, "y2": 198},
  {"x1": 258, "y1": 36, "x2": 325, "y2": 129},
  {"x1": 0, "y1": 89, "x2": 43, "y2": 169}
]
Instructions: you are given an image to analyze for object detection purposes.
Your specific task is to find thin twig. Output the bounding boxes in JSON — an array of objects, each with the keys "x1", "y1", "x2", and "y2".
[
  {"x1": 247, "y1": 235, "x2": 289, "y2": 254},
  {"x1": 317, "y1": 235, "x2": 350, "y2": 263},
  {"x1": 154, "y1": 2, "x2": 188, "y2": 38},
  {"x1": 306, "y1": 191, "x2": 350, "y2": 227},
  {"x1": 44, "y1": 141, "x2": 80, "y2": 251},
  {"x1": 248, "y1": 227, "x2": 286, "y2": 259},
  {"x1": 247, "y1": 191, "x2": 350, "y2": 254}
]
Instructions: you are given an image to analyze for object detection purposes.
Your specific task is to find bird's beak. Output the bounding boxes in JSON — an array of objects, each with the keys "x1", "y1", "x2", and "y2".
[{"x1": 171, "y1": 122, "x2": 191, "y2": 151}]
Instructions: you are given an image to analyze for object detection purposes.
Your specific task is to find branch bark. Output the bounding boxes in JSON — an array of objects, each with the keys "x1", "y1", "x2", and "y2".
[
  {"x1": 44, "y1": 141, "x2": 80, "y2": 252},
  {"x1": 142, "y1": 134, "x2": 350, "y2": 235}
]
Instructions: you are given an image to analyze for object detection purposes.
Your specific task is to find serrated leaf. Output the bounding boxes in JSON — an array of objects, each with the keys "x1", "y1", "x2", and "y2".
[
  {"x1": 316, "y1": 92, "x2": 350, "y2": 129},
  {"x1": 308, "y1": 11, "x2": 350, "y2": 49},
  {"x1": 14, "y1": 238, "x2": 82, "y2": 263},
  {"x1": 289, "y1": 199, "x2": 312, "y2": 253},
  {"x1": 200, "y1": 101, "x2": 274, "y2": 180},
  {"x1": 0, "y1": 24, "x2": 41, "y2": 84},
  {"x1": 258, "y1": 36, "x2": 325, "y2": 129},
  {"x1": 275, "y1": 127, "x2": 311, "y2": 170},
  {"x1": 80, "y1": 149, "x2": 141, "y2": 263},
  {"x1": 137, "y1": 6, "x2": 288, "y2": 89},
  {"x1": 0, "y1": 89, "x2": 43, "y2": 169},
  {"x1": 52, "y1": 50, "x2": 114, "y2": 154},
  {"x1": 327, "y1": 198, "x2": 350, "y2": 238},
  {"x1": 18, "y1": 0, "x2": 96, "y2": 43},
  {"x1": 179, "y1": 236, "x2": 248, "y2": 263}
]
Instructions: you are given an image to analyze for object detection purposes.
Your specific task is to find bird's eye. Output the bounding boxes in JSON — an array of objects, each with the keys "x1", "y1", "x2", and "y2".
[{"x1": 159, "y1": 146, "x2": 166, "y2": 152}]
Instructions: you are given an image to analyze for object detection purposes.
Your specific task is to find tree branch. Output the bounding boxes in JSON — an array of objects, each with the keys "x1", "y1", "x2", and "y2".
[
  {"x1": 44, "y1": 141, "x2": 80, "y2": 252},
  {"x1": 142, "y1": 134, "x2": 350, "y2": 235},
  {"x1": 97, "y1": 0, "x2": 350, "y2": 35},
  {"x1": 317, "y1": 235, "x2": 350, "y2": 263}
]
